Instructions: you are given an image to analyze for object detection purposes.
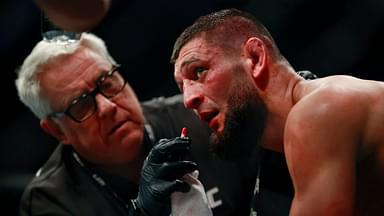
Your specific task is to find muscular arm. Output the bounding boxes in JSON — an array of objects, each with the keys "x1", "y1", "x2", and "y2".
[
  {"x1": 34, "y1": 0, "x2": 111, "y2": 32},
  {"x1": 284, "y1": 92, "x2": 365, "y2": 215}
]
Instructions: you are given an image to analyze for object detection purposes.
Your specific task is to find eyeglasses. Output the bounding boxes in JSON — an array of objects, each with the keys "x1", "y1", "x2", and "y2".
[{"x1": 48, "y1": 65, "x2": 126, "y2": 123}]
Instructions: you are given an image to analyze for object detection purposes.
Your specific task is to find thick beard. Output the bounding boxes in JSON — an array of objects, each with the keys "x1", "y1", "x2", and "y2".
[{"x1": 210, "y1": 74, "x2": 267, "y2": 161}]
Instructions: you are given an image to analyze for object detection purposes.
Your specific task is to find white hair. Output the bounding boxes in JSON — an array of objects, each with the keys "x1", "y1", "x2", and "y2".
[{"x1": 15, "y1": 33, "x2": 116, "y2": 119}]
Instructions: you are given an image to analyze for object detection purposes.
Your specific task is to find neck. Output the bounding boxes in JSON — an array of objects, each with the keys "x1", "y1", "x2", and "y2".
[
  {"x1": 259, "y1": 61, "x2": 301, "y2": 153},
  {"x1": 90, "y1": 128, "x2": 153, "y2": 184},
  {"x1": 97, "y1": 151, "x2": 146, "y2": 184},
  {"x1": 74, "y1": 143, "x2": 147, "y2": 184}
]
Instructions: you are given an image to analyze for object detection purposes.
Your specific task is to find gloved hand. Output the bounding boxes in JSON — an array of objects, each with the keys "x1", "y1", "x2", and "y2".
[{"x1": 135, "y1": 137, "x2": 197, "y2": 216}]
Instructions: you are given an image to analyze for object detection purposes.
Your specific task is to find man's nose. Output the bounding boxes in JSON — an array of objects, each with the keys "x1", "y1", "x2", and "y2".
[
  {"x1": 183, "y1": 80, "x2": 204, "y2": 109},
  {"x1": 95, "y1": 94, "x2": 117, "y2": 116}
]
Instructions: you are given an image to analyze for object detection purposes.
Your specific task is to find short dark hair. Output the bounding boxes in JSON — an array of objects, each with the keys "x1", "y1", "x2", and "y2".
[{"x1": 170, "y1": 8, "x2": 282, "y2": 63}]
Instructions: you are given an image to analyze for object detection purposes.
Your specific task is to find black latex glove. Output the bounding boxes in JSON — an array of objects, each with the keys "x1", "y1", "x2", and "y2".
[
  {"x1": 297, "y1": 70, "x2": 318, "y2": 80},
  {"x1": 135, "y1": 137, "x2": 197, "y2": 216}
]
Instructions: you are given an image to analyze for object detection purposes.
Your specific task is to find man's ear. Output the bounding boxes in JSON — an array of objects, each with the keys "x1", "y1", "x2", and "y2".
[
  {"x1": 40, "y1": 118, "x2": 70, "y2": 145},
  {"x1": 244, "y1": 37, "x2": 267, "y2": 78},
  {"x1": 243, "y1": 37, "x2": 269, "y2": 90}
]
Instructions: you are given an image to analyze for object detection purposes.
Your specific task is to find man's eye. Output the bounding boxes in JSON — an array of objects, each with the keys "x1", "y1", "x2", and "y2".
[{"x1": 195, "y1": 67, "x2": 206, "y2": 78}]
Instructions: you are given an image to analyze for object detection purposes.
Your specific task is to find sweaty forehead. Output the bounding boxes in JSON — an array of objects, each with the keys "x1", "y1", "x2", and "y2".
[{"x1": 176, "y1": 38, "x2": 220, "y2": 66}]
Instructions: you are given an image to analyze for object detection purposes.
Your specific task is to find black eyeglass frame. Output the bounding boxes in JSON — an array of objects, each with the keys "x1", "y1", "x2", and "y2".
[{"x1": 47, "y1": 65, "x2": 125, "y2": 123}]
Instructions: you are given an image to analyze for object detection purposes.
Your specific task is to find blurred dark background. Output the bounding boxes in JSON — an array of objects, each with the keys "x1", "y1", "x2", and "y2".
[{"x1": 1, "y1": 0, "x2": 384, "y2": 215}]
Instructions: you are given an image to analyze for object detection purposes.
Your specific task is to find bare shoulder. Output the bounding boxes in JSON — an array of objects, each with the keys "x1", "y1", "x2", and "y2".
[
  {"x1": 290, "y1": 77, "x2": 365, "y2": 126},
  {"x1": 284, "y1": 76, "x2": 369, "y2": 194},
  {"x1": 286, "y1": 75, "x2": 384, "y2": 154},
  {"x1": 285, "y1": 76, "x2": 384, "y2": 214}
]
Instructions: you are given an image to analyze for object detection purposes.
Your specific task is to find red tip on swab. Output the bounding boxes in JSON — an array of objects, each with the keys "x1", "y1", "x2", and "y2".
[{"x1": 181, "y1": 127, "x2": 187, "y2": 137}]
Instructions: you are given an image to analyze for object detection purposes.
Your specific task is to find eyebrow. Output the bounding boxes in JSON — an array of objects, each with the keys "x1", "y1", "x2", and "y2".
[
  {"x1": 180, "y1": 57, "x2": 200, "y2": 69},
  {"x1": 68, "y1": 68, "x2": 109, "y2": 106}
]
